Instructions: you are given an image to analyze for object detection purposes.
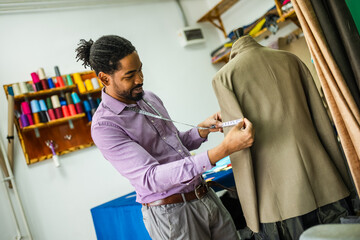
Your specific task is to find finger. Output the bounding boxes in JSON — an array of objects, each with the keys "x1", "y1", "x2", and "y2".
[
  {"x1": 243, "y1": 118, "x2": 252, "y2": 129},
  {"x1": 236, "y1": 119, "x2": 245, "y2": 129},
  {"x1": 216, "y1": 112, "x2": 222, "y2": 122}
]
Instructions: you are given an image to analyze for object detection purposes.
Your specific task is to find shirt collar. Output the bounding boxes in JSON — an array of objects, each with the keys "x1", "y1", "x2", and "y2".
[{"x1": 101, "y1": 88, "x2": 138, "y2": 115}]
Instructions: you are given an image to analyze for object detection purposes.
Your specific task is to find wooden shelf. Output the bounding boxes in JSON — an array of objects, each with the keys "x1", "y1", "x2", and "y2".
[
  {"x1": 206, "y1": 0, "x2": 298, "y2": 64},
  {"x1": 21, "y1": 113, "x2": 86, "y2": 132},
  {"x1": 79, "y1": 88, "x2": 102, "y2": 95},
  {"x1": 16, "y1": 85, "x2": 76, "y2": 100},
  {"x1": 198, "y1": 0, "x2": 296, "y2": 40},
  {"x1": 3, "y1": 70, "x2": 101, "y2": 165},
  {"x1": 197, "y1": 0, "x2": 240, "y2": 38}
]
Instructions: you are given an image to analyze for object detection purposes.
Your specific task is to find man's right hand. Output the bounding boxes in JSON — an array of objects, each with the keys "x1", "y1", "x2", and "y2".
[
  {"x1": 222, "y1": 118, "x2": 254, "y2": 155},
  {"x1": 208, "y1": 118, "x2": 254, "y2": 165}
]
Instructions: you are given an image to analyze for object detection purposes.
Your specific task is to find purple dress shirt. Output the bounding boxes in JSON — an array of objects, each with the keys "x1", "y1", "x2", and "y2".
[{"x1": 91, "y1": 89, "x2": 213, "y2": 203}]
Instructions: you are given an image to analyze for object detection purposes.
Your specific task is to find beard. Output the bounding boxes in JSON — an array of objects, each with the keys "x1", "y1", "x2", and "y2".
[
  {"x1": 115, "y1": 84, "x2": 144, "y2": 102},
  {"x1": 130, "y1": 89, "x2": 144, "y2": 101}
]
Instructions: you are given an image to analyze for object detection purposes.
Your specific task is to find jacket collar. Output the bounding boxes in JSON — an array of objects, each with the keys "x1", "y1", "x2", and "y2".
[{"x1": 230, "y1": 35, "x2": 263, "y2": 60}]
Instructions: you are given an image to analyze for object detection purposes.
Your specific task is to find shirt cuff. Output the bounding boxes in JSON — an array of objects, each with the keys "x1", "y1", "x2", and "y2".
[
  {"x1": 190, "y1": 127, "x2": 208, "y2": 142},
  {"x1": 193, "y1": 151, "x2": 213, "y2": 173}
]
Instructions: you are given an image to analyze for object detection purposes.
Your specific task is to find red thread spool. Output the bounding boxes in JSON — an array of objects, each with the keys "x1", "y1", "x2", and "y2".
[
  {"x1": 61, "y1": 105, "x2": 70, "y2": 117},
  {"x1": 68, "y1": 104, "x2": 77, "y2": 116},
  {"x1": 48, "y1": 109, "x2": 56, "y2": 120}
]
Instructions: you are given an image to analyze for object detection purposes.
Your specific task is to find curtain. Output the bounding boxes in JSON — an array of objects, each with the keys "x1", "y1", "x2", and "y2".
[
  {"x1": 310, "y1": 0, "x2": 360, "y2": 109},
  {"x1": 291, "y1": 0, "x2": 360, "y2": 196}
]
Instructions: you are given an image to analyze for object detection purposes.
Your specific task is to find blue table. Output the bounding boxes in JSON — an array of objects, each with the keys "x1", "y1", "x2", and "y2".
[{"x1": 91, "y1": 168, "x2": 235, "y2": 240}]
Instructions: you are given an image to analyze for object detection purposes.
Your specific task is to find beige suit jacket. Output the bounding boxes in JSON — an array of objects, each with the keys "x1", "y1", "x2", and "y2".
[{"x1": 212, "y1": 36, "x2": 352, "y2": 232}]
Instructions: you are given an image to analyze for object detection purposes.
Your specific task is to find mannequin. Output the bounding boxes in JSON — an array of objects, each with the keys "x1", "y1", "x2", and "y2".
[{"x1": 212, "y1": 32, "x2": 353, "y2": 240}]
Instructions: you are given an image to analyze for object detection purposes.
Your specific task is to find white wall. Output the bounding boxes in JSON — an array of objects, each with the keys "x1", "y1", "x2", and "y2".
[{"x1": 0, "y1": 0, "x2": 278, "y2": 239}]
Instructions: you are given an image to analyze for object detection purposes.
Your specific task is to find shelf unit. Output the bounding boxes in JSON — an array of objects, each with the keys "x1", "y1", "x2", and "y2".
[
  {"x1": 197, "y1": 0, "x2": 239, "y2": 38},
  {"x1": 198, "y1": 0, "x2": 298, "y2": 64},
  {"x1": 3, "y1": 70, "x2": 101, "y2": 165}
]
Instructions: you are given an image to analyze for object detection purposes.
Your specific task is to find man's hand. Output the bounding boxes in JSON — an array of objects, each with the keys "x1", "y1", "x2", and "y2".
[
  {"x1": 208, "y1": 118, "x2": 255, "y2": 165},
  {"x1": 221, "y1": 118, "x2": 254, "y2": 155},
  {"x1": 197, "y1": 112, "x2": 223, "y2": 138}
]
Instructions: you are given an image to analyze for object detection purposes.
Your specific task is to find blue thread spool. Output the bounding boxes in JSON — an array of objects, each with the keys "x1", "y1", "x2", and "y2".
[
  {"x1": 83, "y1": 100, "x2": 92, "y2": 121},
  {"x1": 47, "y1": 77, "x2": 55, "y2": 89}
]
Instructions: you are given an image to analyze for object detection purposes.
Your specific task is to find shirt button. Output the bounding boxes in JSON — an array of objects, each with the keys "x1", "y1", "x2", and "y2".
[
  {"x1": 163, "y1": 137, "x2": 166, "y2": 140},
  {"x1": 151, "y1": 120, "x2": 154, "y2": 123},
  {"x1": 178, "y1": 149, "x2": 182, "y2": 152}
]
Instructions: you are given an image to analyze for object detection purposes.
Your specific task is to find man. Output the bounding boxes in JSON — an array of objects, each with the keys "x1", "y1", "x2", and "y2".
[
  {"x1": 75, "y1": 35, "x2": 255, "y2": 240},
  {"x1": 212, "y1": 35, "x2": 353, "y2": 240}
]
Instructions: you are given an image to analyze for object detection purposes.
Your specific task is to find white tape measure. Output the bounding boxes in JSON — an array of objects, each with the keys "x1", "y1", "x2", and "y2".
[
  {"x1": 128, "y1": 100, "x2": 243, "y2": 130},
  {"x1": 219, "y1": 118, "x2": 243, "y2": 128}
]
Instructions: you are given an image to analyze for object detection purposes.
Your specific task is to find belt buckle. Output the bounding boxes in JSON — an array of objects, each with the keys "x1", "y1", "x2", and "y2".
[{"x1": 194, "y1": 183, "x2": 206, "y2": 200}]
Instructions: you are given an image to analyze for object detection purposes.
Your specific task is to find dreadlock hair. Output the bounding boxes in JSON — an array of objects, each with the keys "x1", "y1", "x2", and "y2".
[{"x1": 75, "y1": 35, "x2": 136, "y2": 75}]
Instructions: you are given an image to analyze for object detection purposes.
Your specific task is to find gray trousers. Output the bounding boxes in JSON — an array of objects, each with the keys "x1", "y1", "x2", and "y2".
[{"x1": 141, "y1": 188, "x2": 240, "y2": 240}]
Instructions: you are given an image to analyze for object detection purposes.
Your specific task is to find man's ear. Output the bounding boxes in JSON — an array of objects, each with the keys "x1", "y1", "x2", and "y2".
[{"x1": 98, "y1": 72, "x2": 111, "y2": 86}]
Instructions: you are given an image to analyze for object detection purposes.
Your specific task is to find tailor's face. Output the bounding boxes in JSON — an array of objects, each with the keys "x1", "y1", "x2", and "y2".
[{"x1": 100, "y1": 51, "x2": 144, "y2": 104}]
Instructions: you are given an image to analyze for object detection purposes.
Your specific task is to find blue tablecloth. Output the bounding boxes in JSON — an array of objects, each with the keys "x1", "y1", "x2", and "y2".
[{"x1": 91, "y1": 168, "x2": 235, "y2": 240}]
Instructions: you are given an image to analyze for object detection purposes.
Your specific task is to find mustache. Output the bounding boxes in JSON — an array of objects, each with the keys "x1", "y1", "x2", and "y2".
[{"x1": 132, "y1": 84, "x2": 143, "y2": 90}]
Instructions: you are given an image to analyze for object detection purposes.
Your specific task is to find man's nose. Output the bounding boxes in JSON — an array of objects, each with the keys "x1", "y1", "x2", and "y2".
[{"x1": 135, "y1": 71, "x2": 143, "y2": 84}]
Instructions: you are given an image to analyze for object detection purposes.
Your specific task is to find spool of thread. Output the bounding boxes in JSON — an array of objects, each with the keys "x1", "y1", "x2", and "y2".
[
  {"x1": 84, "y1": 79, "x2": 94, "y2": 91},
  {"x1": 21, "y1": 101, "x2": 34, "y2": 125},
  {"x1": 31, "y1": 72, "x2": 43, "y2": 91},
  {"x1": 54, "y1": 66, "x2": 65, "y2": 87},
  {"x1": 39, "y1": 99, "x2": 50, "y2": 122},
  {"x1": 65, "y1": 92, "x2": 77, "y2": 116},
  {"x1": 61, "y1": 105, "x2": 70, "y2": 117},
  {"x1": 98, "y1": 79, "x2": 103, "y2": 88},
  {"x1": 31, "y1": 82, "x2": 37, "y2": 92},
  {"x1": 88, "y1": 98, "x2": 97, "y2": 115},
  {"x1": 73, "y1": 73, "x2": 82, "y2": 84},
  {"x1": 59, "y1": 97, "x2": 67, "y2": 107},
  {"x1": 71, "y1": 92, "x2": 81, "y2": 104},
  {"x1": 21, "y1": 101, "x2": 32, "y2": 114},
  {"x1": 51, "y1": 95, "x2": 61, "y2": 109},
  {"x1": 71, "y1": 92, "x2": 83, "y2": 113},
  {"x1": 91, "y1": 77, "x2": 100, "y2": 89},
  {"x1": 66, "y1": 75, "x2": 74, "y2": 85},
  {"x1": 51, "y1": 95, "x2": 63, "y2": 119},
  {"x1": 46, "y1": 97, "x2": 56, "y2": 120},
  {"x1": 20, "y1": 114, "x2": 30, "y2": 128},
  {"x1": 74, "y1": 103, "x2": 83, "y2": 114},
  {"x1": 38, "y1": 68, "x2": 49, "y2": 90},
  {"x1": 83, "y1": 100, "x2": 92, "y2": 121},
  {"x1": 26, "y1": 83, "x2": 34, "y2": 93},
  {"x1": 47, "y1": 78, "x2": 55, "y2": 89},
  {"x1": 12, "y1": 83, "x2": 21, "y2": 96},
  {"x1": 19, "y1": 82, "x2": 29, "y2": 94},
  {"x1": 30, "y1": 99, "x2": 41, "y2": 124},
  {"x1": 40, "y1": 79, "x2": 49, "y2": 90},
  {"x1": 62, "y1": 76, "x2": 68, "y2": 86},
  {"x1": 46, "y1": 97, "x2": 53, "y2": 109},
  {"x1": 38, "y1": 68, "x2": 46, "y2": 80},
  {"x1": 76, "y1": 81, "x2": 86, "y2": 93}
]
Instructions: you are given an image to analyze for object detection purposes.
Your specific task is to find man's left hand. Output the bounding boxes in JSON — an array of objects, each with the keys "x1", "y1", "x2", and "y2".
[{"x1": 197, "y1": 112, "x2": 223, "y2": 138}]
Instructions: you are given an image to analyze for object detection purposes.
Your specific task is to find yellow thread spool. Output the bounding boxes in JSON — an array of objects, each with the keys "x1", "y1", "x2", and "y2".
[{"x1": 84, "y1": 79, "x2": 94, "y2": 91}]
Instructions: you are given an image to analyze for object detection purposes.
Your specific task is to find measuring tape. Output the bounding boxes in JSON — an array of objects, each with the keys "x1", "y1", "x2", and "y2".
[{"x1": 128, "y1": 101, "x2": 243, "y2": 130}]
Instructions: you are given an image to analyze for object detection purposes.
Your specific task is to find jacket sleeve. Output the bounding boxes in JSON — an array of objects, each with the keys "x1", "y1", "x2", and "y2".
[
  {"x1": 298, "y1": 59, "x2": 353, "y2": 191},
  {"x1": 212, "y1": 75, "x2": 260, "y2": 233}
]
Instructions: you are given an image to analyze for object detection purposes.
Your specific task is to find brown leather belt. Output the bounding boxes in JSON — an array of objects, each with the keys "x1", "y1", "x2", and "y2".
[{"x1": 142, "y1": 183, "x2": 209, "y2": 207}]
